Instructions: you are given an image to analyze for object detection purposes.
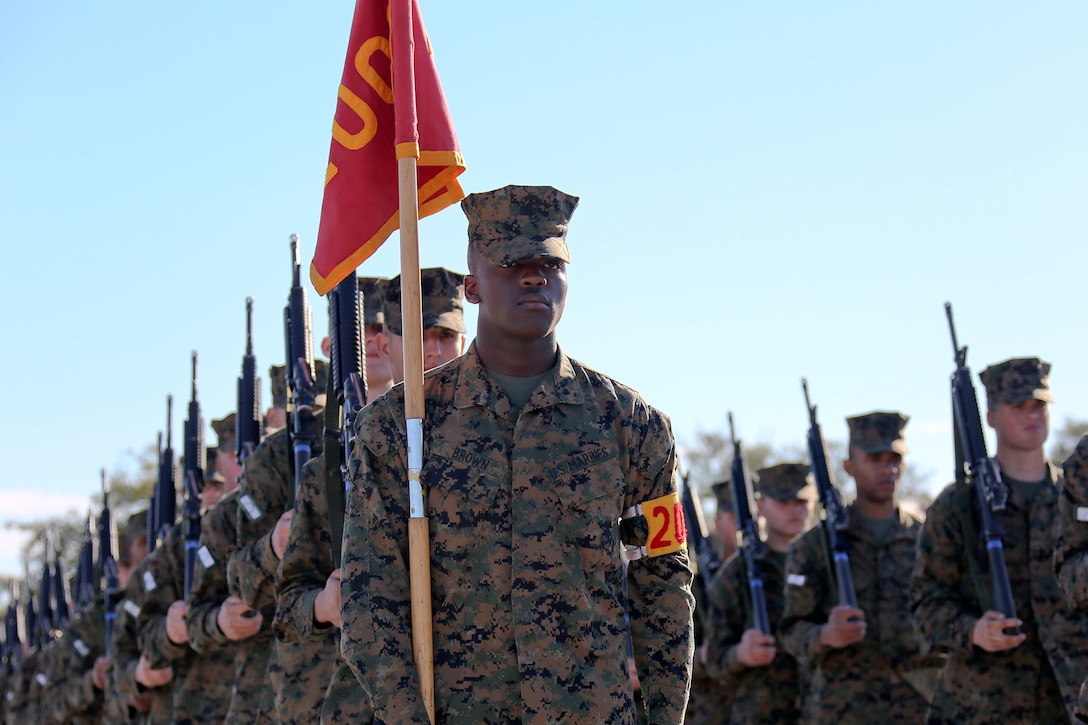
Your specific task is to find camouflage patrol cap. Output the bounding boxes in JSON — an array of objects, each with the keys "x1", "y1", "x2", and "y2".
[
  {"x1": 462, "y1": 185, "x2": 579, "y2": 266},
  {"x1": 710, "y1": 480, "x2": 734, "y2": 514},
  {"x1": 847, "y1": 411, "x2": 910, "y2": 455},
  {"x1": 382, "y1": 268, "x2": 467, "y2": 337},
  {"x1": 358, "y1": 277, "x2": 388, "y2": 326},
  {"x1": 211, "y1": 413, "x2": 236, "y2": 454},
  {"x1": 269, "y1": 365, "x2": 287, "y2": 408},
  {"x1": 979, "y1": 357, "x2": 1054, "y2": 407},
  {"x1": 118, "y1": 509, "x2": 149, "y2": 564},
  {"x1": 756, "y1": 462, "x2": 816, "y2": 501}
]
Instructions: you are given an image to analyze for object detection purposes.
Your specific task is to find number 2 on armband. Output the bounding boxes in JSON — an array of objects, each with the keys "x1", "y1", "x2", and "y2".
[{"x1": 645, "y1": 492, "x2": 686, "y2": 556}]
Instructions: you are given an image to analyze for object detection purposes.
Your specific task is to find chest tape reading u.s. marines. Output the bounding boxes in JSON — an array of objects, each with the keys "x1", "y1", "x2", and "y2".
[{"x1": 621, "y1": 489, "x2": 687, "y2": 561}]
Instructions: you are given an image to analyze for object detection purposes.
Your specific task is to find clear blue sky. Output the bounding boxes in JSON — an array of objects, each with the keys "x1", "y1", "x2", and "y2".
[{"x1": 2, "y1": 1, "x2": 1086, "y2": 576}]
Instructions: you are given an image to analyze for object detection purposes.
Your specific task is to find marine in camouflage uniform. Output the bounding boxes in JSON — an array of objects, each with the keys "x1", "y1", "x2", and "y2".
[
  {"x1": 915, "y1": 358, "x2": 1087, "y2": 723},
  {"x1": 781, "y1": 412, "x2": 931, "y2": 724},
  {"x1": 139, "y1": 431, "x2": 238, "y2": 725},
  {"x1": 702, "y1": 463, "x2": 815, "y2": 724},
  {"x1": 43, "y1": 597, "x2": 105, "y2": 724},
  {"x1": 231, "y1": 363, "x2": 326, "y2": 724},
  {"x1": 340, "y1": 185, "x2": 695, "y2": 725},
  {"x1": 274, "y1": 274, "x2": 461, "y2": 724},
  {"x1": 686, "y1": 480, "x2": 735, "y2": 725},
  {"x1": 1054, "y1": 433, "x2": 1088, "y2": 722}
]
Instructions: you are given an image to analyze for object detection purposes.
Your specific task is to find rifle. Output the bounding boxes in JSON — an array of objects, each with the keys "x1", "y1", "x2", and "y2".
[
  {"x1": 802, "y1": 379, "x2": 860, "y2": 610},
  {"x1": 728, "y1": 413, "x2": 771, "y2": 635},
  {"x1": 151, "y1": 396, "x2": 178, "y2": 552},
  {"x1": 945, "y1": 302, "x2": 1018, "y2": 630},
  {"x1": 284, "y1": 234, "x2": 316, "y2": 508},
  {"x1": 50, "y1": 530, "x2": 69, "y2": 630},
  {"x1": 38, "y1": 542, "x2": 53, "y2": 647},
  {"x1": 99, "y1": 468, "x2": 120, "y2": 657},
  {"x1": 236, "y1": 297, "x2": 263, "y2": 466},
  {"x1": 183, "y1": 351, "x2": 206, "y2": 600},
  {"x1": 77, "y1": 512, "x2": 96, "y2": 613},
  {"x1": 325, "y1": 272, "x2": 367, "y2": 568},
  {"x1": 22, "y1": 568, "x2": 36, "y2": 653},
  {"x1": 3, "y1": 582, "x2": 20, "y2": 668},
  {"x1": 678, "y1": 467, "x2": 720, "y2": 591}
]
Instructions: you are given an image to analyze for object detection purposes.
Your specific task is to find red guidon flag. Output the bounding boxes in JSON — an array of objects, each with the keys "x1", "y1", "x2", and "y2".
[{"x1": 310, "y1": 0, "x2": 465, "y2": 295}]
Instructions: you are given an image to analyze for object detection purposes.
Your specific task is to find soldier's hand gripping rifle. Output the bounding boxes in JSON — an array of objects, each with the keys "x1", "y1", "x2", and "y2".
[
  {"x1": 729, "y1": 413, "x2": 772, "y2": 635},
  {"x1": 236, "y1": 298, "x2": 263, "y2": 467},
  {"x1": 802, "y1": 379, "x2": 859, "y2": 610},
  {"x1": 99, "y1": 468, "x2": 120, "y2": 657},
  {"x1": 151, "y1": 396, "x2": 178, "y2": 553},
  {"x1": 945, "y1": 302, "x2": 1018, "y2": 631},
  {"x1": 326, "y1": 272, "x2": 368, "y2": 568},
  {"x1": 183, "y1": 352, "x2": 206, "y2": 600},
  {"x1": 284, "y1": 234, "x2": 316, "y2": 508},
  {"x1": 678, "y1": 466, "x2": 720, "y2": 591}
]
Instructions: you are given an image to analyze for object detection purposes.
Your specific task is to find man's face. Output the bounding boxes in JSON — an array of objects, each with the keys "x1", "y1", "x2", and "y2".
[
  {"x1": 987, "y1": 398, "x2": 1049, "y2": 452},
  {"x1": 844, "y1": 447, "x2": 903, "y2": 505},
  {"x1": 217, "y1": 451, "x2": 244, "y2": 490},
  {"x1": 265, "y1": 406, "x2": 287, "y2": 431},
  {"x1": 201, "y1": 480, "x2": 227, "y2": 509},
  {"x1": 364, "y1": 323, "x2": 394, "y2": 389},
  {"x1": 758, "y1": 497, "x2": 813, "y2": 540},
  {"x1": 378, "y1": 326, "x2": 465, "y2": 383},
  {"x1": 465, "y1": 255, "x2": 567, "y2": 343},
  {"x1": 715, "y1": 509, "x2": 737, "y2": 557}
]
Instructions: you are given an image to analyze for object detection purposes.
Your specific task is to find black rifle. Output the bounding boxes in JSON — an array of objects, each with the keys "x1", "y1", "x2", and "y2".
[
  {"x1": 22, "y1": 568, "x2": 36, "y2": 653},
  {"x1": 183, "y1": 352, "x2": 206, "y2": 600},
  {"x1": 77, "y1": 512, "x2": 96, "y2": 613},
  {"x1": 37, "y1": 549, "x2": 53, "y2": 647},
  {"x1": 325, "y1": 272, "x2": 367, "y2": 568},
  {"x1": 236, "y1": 297, "x2": 263, "y2": 466},
  {"x1": 802, "y1": 379, "x2": 859, "y2": 610},
  {"x1": 678, "y1": 468, "x2": 720, "y2": 591},
  {"x1": 50, "y1": 531, "x2": 69, "y2": 630},
  {"x1": 729, "y1": 413, "x2": 771, "y2": 635},
  {"x1": 151, "y1": 396, "x2": 177, "y2": 552},
  {"x1": 945, "y1": 302, "x2": 1019, "y2": 630},
  {"x1": 3, "y1": 582, "x2": 20, "y2": 668},
  {"x1": 99, "y1": 469, "x2": 120, "y2": 657},
  {"x1": 284, "y1": 234, "x2": 316, "y2": 508}
]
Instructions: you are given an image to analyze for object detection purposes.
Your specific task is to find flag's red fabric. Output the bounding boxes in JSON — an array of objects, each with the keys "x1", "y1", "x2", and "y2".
[{"x1": 311, "y1": 0, "x2": 464, "y2": 295}]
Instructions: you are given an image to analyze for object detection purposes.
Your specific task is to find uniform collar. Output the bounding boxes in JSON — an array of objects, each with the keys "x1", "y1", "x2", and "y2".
[{"x1": 453, "y1": 342, "x2": 584, "y2": 417}]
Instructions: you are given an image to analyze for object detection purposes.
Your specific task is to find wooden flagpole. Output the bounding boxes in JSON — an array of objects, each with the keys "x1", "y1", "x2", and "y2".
[{"x1": 392, "y1": 0, "x2": 434, "y2": 721}]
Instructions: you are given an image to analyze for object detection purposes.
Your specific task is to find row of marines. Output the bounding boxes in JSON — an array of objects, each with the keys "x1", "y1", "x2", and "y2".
[{"x1": 5, "y1": 185, "x2": 1088, "y2": 724}]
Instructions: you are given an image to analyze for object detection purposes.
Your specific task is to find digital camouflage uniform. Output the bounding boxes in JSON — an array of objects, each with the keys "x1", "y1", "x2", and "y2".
[
  {"x1": 7, "y1": 645, "x2": 43, "y2": 725},
  {"x1": 272, "y1": 454, "x2": 356, "y2": 724},
  {"x1": 139, "y1": 522, "x2": 234, "y2": 724},
  {"x1": 43, "y1": 599, "x2": 105, "y2": 724},
  {"x1": 912, "y1": 357, "x2": 1085, "y2": 723},
  {"x1": 686, "y1": 480, "x2": 731, "y2": 725},
  {"x1": 702, "y1": 463, "x2": 814, "y2": 724},
  {"x1": 781, "y1": 413, "x2": 930, "y2": 724},
  {"x1": 114, "y1": 556, "x2": 165, "y2": 724},
  {"x1": 184, "y1": 489, "x2": 244, "y2": 721},
  {"x1": 1054, "y1": 434, "x2": 1088, "y2": 721},
  {"x1": 341, "y1": 343, "x2": 694, "y2": 725},
  {"x1": 232, "y1": 404, "x2": 325, "y2": 724}
]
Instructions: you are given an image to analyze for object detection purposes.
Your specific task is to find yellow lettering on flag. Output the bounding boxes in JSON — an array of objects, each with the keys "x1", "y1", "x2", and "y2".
[{"x1": 644, "y1": 492, "x2": 687, "y2": 557}]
